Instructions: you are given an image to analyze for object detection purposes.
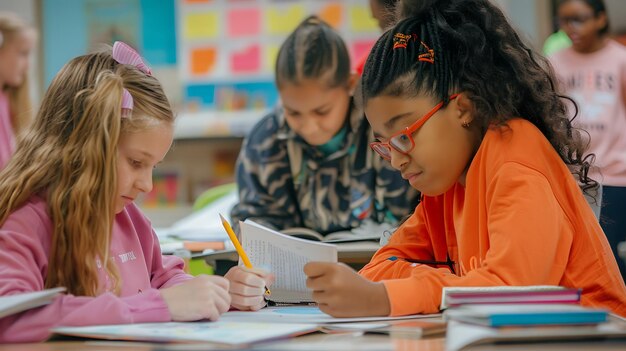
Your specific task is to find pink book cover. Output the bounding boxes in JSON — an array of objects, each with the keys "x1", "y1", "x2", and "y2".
[{"x1": 444, "y1": 287, "x2": 582, "y2": 308}]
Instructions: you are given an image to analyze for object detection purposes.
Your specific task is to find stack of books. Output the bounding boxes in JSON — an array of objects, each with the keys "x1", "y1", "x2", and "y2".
[
  {"x1": 441, "y1": 286, "x2": 626, "y2": 351},
  {"x1": 441, "y1": 285, "x2": 582, "y2": 309}
]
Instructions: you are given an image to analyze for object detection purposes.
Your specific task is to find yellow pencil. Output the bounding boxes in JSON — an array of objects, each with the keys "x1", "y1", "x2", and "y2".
[{"x1": 219, "y1": 214, "x2": 271, "y2": 296}]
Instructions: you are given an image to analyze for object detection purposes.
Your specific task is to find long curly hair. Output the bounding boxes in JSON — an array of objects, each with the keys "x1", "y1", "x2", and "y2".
[
  {"x1": 0, "y1": 49, "x2": 173, "y2": 296},
  {"x1": 362, "y1": 0, "x2": 596, "y2": 193}
]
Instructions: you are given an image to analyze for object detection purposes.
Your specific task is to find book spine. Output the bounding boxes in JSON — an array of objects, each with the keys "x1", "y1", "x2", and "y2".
[{"x1": 489, "y1": 312, "x2": 607, "y2": 327}]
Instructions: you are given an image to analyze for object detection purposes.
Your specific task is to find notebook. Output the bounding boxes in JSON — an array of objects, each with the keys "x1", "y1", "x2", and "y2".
[
  {"x1": 444, "y1": 303, "x2": 608, "y2": 327},
  {"x1": 52, "y1": 321, "x2": 317, "y2": 346},
  {"x1": 321, "y1": 319, "x2": 447, "y2": 338},
  {"x1": 0, "y1": 288, "x2": 66, "y2": 319},
  {"x1": 446, "y1": 319, "x2": 626, "y2": 351},
  {"x1": 440, "y1": 285, "x2": 576, "y2": 309},
  {"x1": 280, "y1": 220, "x2": 392, "y2": 243},
  {"x1": 441, "y1": 286, "x2": 581, "y2": 309}
]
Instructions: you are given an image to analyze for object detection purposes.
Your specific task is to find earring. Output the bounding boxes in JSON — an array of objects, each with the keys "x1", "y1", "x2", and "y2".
[{"x1": 462, "y1": 121, "x2": 471, "y2": 128}]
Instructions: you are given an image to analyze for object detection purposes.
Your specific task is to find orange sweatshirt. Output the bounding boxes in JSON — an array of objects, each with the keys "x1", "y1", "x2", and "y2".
[{"x1": 360, "y1": 118, "x2": 626, "y2": 317}]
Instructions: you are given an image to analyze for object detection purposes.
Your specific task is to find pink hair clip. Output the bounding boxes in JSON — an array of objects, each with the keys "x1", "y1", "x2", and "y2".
[
  {"x1": 121, "y1": 88, "x2": 133, "y2": 118},
  {"x1": 111, "y1": 41, "x2": 151, "y2": 118},
  {"x1": 112, "y1": 41, "x2": 152, "y2": 75}
]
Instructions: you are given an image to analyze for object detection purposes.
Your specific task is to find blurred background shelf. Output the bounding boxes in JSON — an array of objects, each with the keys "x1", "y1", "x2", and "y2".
[{"x1": 174, "y1": 109, "x2": 269, "y2": 140}]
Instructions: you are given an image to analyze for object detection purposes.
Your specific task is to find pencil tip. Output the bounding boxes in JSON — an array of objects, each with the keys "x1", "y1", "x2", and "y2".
[{"x1": 219, "y1": 213, "x2": 226, "y2": 221}]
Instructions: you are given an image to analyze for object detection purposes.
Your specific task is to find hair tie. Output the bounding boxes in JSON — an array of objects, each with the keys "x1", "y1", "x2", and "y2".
[
  {"x1": 392, "y1": 33, "x2": 435, "y2": 64},
  {"x1": 418, "y1": 41, "x2": 435, "y2": 64},
  {"x1": 111, "y1": 41, "x2": 151, "y2": 118},
  {"x1": 392, "y1": 33, "x2": 415, "y2": 49}
]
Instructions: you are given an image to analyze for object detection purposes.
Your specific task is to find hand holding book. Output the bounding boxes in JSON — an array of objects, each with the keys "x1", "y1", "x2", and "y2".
[{"x1": 304, "y1": 261, "x2": 391, "y2": 318}]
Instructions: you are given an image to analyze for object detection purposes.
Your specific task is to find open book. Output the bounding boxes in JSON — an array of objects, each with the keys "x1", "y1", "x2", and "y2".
[
  {"x1": 240, "y1": 220, "x2": 338, "y2": 304},
  {"x1": 280, "y1": 220, "x2": 393, "y2": 243},
  {"x1": 53, "y1": 321, "x2": 317, "y2": 346},
  {"x1": 0, "y1": 287, "x2": 66, "y2": 319}
]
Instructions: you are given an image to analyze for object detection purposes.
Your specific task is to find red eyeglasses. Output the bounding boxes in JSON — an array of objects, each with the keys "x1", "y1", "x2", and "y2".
[{"x1": 370, "y1": 94, "x2": 458, "y2": 161}]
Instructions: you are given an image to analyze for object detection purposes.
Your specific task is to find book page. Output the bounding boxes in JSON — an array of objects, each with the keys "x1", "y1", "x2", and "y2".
[
  {"x1": 0, "y1": 287, "x2": 66, "y2": 319},
  {"x1": 324, "y1": 220, "x2": 393, "y2": 243},
  {"x1": 280, "y1": 227, "x2": 324, "y2": 241},
  {"x1": 240, "y1": 220, "x2": 338, "y2": 303}
]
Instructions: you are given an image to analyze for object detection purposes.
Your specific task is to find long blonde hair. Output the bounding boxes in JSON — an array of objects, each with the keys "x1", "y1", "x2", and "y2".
[
  {"x1": 0, "y1": 49, "x2": 173, "y2": 296},
  {"x1": 0, "y1": 12, "x2": 35, "y2": 135}
]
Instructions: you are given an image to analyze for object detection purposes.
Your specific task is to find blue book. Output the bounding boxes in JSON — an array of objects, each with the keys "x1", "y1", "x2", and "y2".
[{"x1": 445, "y1": 303, "x2": 608, "y2": 327}]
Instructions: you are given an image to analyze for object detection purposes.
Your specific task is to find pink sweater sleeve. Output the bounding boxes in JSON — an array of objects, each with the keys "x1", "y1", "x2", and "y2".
[
  {"x1": 0, "y1": 200, "x2": 186, "y2": 343},
  {"x1": 0, "y1": 290, "x2": 170, "y2": 343}
]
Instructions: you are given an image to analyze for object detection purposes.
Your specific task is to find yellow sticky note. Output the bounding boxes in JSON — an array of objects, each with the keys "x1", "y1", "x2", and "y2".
[
  {"x1": 265, "y1": 44, "x2": 280, "y2": 72},
  {"x1": 349, "y1": 5, "x2": 379, "y2": 32},
  {"x1": 184, "y1": 12, "x2": 219, "y2": 39},
  {"x1": 266, "y1": 6, "x2": 305, "y2": 34}
]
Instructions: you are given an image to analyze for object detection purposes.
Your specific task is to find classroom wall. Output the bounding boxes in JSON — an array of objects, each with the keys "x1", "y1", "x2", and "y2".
[
  {"x1": 3, "y1": 0, "x2": 625, "y2": 227},
  {"x1": 0, "y1": 0, "x2": 40, "y2": 104}
]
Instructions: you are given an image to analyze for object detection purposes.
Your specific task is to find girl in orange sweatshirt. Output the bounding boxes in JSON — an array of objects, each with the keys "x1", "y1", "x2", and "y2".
[{"x1": 304, "y1": 0, "x2": 626, "y2": 318}]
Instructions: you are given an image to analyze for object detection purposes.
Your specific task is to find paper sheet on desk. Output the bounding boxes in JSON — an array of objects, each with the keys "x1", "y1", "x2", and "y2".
[
  {"x1": 53, "y1": 321, "x2": 317, "y2": 345},
  {"x1": 155, "y1": 190, "x2": 237, "y2": 242},
  {"x1": 220, "y1": 306, "x2": 440, "y2": 324}
]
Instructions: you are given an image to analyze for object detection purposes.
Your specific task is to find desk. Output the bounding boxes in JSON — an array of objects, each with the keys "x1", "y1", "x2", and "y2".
[
  {"x1": 3, "y1": 334, "x2": 626, "y2": 351},
  {"x1": 3, "y1": 315, "x2": 626, "y2": 351}
]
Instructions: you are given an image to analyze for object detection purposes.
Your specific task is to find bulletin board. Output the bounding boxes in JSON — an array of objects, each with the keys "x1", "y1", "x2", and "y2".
[
  {"x1": 177, "y1": 0, "x2": 381, "y2": 111},
  {"x1": 43, "y1": 0, "x2": 177, "y2": 86}
]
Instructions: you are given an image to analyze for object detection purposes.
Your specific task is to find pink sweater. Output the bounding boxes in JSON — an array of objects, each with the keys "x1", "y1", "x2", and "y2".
[
  {"x1": 0, "y1": 196, "x2": 192, "y2": 343},
  {"x1": 0, "y1": 90, "x2": 15, "y2": 169},
  {"x1": 550, "y1": 41, "x2": 626, "y2": 186}
]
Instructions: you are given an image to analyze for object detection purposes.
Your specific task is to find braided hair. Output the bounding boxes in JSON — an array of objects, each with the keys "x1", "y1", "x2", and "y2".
[
  {"x1": 275, "y1": 15, "x2": 351, "y2": 89},
  {"x1": 362, "y1": 0, "x2": 596, "y2": 194}
]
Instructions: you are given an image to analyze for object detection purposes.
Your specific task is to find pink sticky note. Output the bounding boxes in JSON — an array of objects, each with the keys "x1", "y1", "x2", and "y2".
[
  {"x1": 352, "y1": 40, "x2": 376, "y2": 70},
  {"x1": 231, "y1": 44, "x2": 260, "y2": 73},
  {"x1": 228, "y1": 8, "x2": 260, "y2": 37}
]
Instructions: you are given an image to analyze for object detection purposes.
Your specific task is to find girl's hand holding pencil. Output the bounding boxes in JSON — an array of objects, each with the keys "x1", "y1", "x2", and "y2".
[
  {"x1": 220, "y1": 214, "x2": 275, "y2": 311},
  {"x1": 225, "y1": 265, "x2": 275, "y2": 311}
]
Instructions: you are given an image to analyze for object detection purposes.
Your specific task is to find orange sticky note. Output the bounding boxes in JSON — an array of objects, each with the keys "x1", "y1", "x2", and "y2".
[
  {"x1": 319, "y1": 3, "x2": 342, "y2": 29},
  {"x1": 190, "y1": 47, "x2": 217, "y2": 75}
]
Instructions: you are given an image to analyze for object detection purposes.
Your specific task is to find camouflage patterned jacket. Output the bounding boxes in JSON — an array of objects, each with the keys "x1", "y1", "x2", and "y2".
[{"x1": 230, "y1": 100, "x2": 419, "y2": 235}]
